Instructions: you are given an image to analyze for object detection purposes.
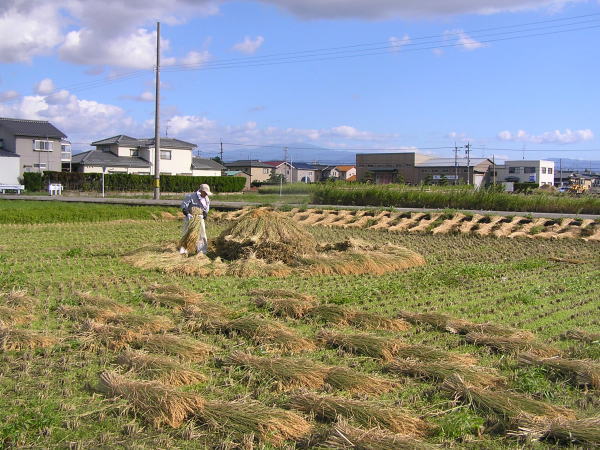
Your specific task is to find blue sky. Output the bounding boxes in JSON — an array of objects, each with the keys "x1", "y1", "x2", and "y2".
[{"x1": 0, "y1": 0, "x2": 599, "y2": 165}]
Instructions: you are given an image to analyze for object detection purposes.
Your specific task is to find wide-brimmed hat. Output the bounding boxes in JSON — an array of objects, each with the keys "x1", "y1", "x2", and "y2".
[{"x1": 198, "y1": 183, "x2": 212, "y2": 196}]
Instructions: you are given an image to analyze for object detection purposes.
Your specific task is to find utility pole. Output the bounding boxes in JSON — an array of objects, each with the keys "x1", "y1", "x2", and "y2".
[
  {"x1": 453, "y1": 142, "x2": 459, "y2": 185},
  {"x1": 465, "y1": 141, "x2": 471, "y2": 185},
  {"x1": 492, "y1": 154, "x2": 496, "y2": 185},
  {"x1": 153, "y1": 21, "x2": 161, "y2": 200},
  {"x1": 219, "y1": 141, "x2": 224, "y2": 162},
  {"x1": 559, "y1": 158, "x2": 562, "y2": 187},
  {"x1": 284, "y1": 146, "x2": 289, "y2": 183}
]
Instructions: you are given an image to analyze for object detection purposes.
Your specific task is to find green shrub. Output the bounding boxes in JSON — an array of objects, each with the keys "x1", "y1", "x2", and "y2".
[{"x1": 22, "y1": 173, "x2": 44, "y2": 191}]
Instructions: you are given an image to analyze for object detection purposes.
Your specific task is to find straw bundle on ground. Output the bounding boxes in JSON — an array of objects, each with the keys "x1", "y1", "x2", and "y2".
[
  {"x1": 441, "y1": 375, "x2": 576, "y2": 426},
  {"x1": 1, "y1": 289, "x2": 37, "y2": 307},
  {"x1": 325, "y1": 422, "x2": 435, "y2": 450},
  {"x1": 97, "y1": 371, "x2": 205, "y2": 428},
  {"x1": 253, "y1": 295, "x2": 318, "y2": 319},
  {"x1": 562, "y1": 329, "x2": 600, "y2": 343},
  {"x1": 107, "y1": 313, "x2": 174, "y2": 333},
  {"x1": 199, "y1": 400, "x2": 313, "y2": 446},
  {"x1": 224, "y1": 253, "x2": 293, "y2": 277},
  {"x1": 179, "y1": 207, "x2": 204, "y2": 255},
  {"x1": 518, "y1": 353, "x2": 600, "y2": 389},
  {"x1": 115, "y1": 350, "x2": 207, "y2": 386},
  {"x1": 222, "y1": 351, "x2": 329, "y2": 390},
  {"x1": 0, "y1": 325, "x2": 56, "y2": 351},
  {"x1": 133, "y1": 334, "x2": 215, "y2": 362},
  {"x1": 0, "y1": 306, "x2": 32, "y2": 326},
  {"x1": 214, "y1": 208, "x2": 318, "y2": 264},
  {"x1": 75, "y1": 291, "x2": 133, "y2": 313},
  {"x1": 316, "y1": 330, "x2": 403, "y2": 361},
  {"x1": 181, "y1": 304, "x2": 232, "y2": 333},
  {"x1": 324, "y1": 367, "x2": 398, "y2": 395},
  {"x1": 464, "y1": 332, "x2": 560, "y2": 357},
  {"x1": 222, "y1": 316, "x2": 315, "y2": 353},
  {"x1": 143, "y1": 284, "x2": 203, "y2": 309},
  {"x1": 397, "y1": 311, "x2": 534, "y2": 339},
  {"x1": 56, "y1": 304, "x2": 118, "y2": 322},
  {"x1": 310, "y1": 304, "x2": 410, "y2": 331},
  {"x1": 393, "y1": 343, "x2": 478, "y2": 366},
  {"x1": 386, "y1": 359, "x2": 505, "y2": 388},
  {"x1": 289, "y1": 393, "x2": 431, "y2": 436},
  {"x1": 78, "y1": 320, "x2": 139, "y2": 350},
  {"x1": 520, "y1": 416, "x2": 600, "y2": 446}
]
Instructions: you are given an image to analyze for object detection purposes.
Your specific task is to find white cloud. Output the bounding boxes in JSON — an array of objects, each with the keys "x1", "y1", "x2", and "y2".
[
  {"x1": 232, "y1": 36, "x2": 265, "y2": 54},
  {"x1": 0, "y1": 90, "x2": 20, "y2": 102},
  {"x1": 35, "y1": 78, "x2": 56, "y2": 95},
  {"x1": 180, "y1": 50, "x2": 211, "y2": 66},
  {"x1": 389, "y1": 35, "x2": 411, "y2": 52},
  {"x1": 255, "y1": 0, "x2": 581, "y2": 19},
  {"x1": 497, "y1": 128, "x2": 594, "y2": 144},
  {"x1": 121, "y1": 91, "x2": 155, "y2": 102},
  {"x1": 445, "y1": 29, "x2": 486, "y2": 50}
]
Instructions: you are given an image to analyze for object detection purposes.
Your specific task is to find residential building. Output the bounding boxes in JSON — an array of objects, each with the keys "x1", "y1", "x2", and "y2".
[
  {"x1": 416, "y1": 158, "x2": 493, "y2": 188},
  {"x1": 264, "y1": 160, "x2": 294, "y2": 182},
  {"x1": 329, "y1": 165, "x2": 356, "y2": 181},
  {"x1": 0, "y1": 117, "x2": 67, "y2": 175},
  {"x1": 72, "y1": 135, "x2": 196, "y2": 175},
  {"x1": 61, "y1": 140, "x2": 72, "y2": 172},
  {"x1": 495, "y1": 160, "x2": 555, "y2": 186},
  {"x1": 356, "y1": 152, "x2": 431, "y2": 184},
  {"x1": 0, "y1": 150, "x2": 20, "y2": 184},
  {"x1": 191, "y1": 157, "x2": 225, "y2": 177},
  {"x1": 225, "y1": 170, "x2": 251, "y2": 190},
  {"x1": 224, "y1": 160, "x2": 273, "y2": 183}
]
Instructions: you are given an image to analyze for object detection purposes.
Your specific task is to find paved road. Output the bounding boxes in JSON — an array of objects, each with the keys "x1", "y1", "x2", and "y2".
[{"x1": 1, "y1": 194, "x2": 598, "y2": 220}]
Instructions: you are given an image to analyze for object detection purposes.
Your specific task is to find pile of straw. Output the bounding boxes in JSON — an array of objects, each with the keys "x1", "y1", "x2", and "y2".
[
  {"x1": 106, "y1": 313, "x2": 174, "y2": 334},
  {"x1": 386, "y1": 359, "x2": 505, "y2": 388},
  {"x1": 519, "y1": 416, "x2": 600, "y2": 446},
  {"x1": 253, "y1": 295, "x2": 318, "y2": 319},
  {"x1": 181, "y1": 304, "x2": 233, "y2": 332},
  {"x1": 199, "y1": 400, "x2": 312, "y2": 446},
  {"x1": 214, "y1": 208, "x2": 318, "y2": 264},
  {"x1": 77, "y1": 320, "x2": 139, "y2": 350},
  {"x1": 115, "y1": 350, "x2": 207, "y2": 386},
  {"x1": 0, "y1": 325, "x2": 56, "y2": 351},
  {"x1": 0, "y1": 289, "x2": 37, "y2": 308},
  {"x1": 316, "y1": 330, "x2": 403, "y2": 361},
  {"x1": 325, "y1": 422, "x2": 435, "y2": 450},
  {"x1": 562, "y1": 329, "x2": 600, "y2": 344},
  {"x1": 441, "y1": 375, "x2": 576, "y2": 426},
  {"x1": 143, "y1": 284, "x2": 203, "y2": 309},
  {"x1": 289, "y1": 393, "x2": 431, "y2": 436},
  {"x1": 0, "y1": 306, "x2": 32, "y2": 326},
  {"x1": 324, "y1": 366, "x2": 397, "y2": 395},
  {"x1": 133, "y1": 334, "x2": 215, "y2": 362},
  {"x1": 224, "y1": 253, "x2": 293, "y2": 277},
  {"x1": 518, "y1": 353, "x2": 600, "y2": 389},
  {"x1": 98, "y1": 371, "x2": 205, "y2": 428},
  {"x1": 179, "y1": 207, "x2": 204, "y2": 255},
  {"x1": 464, "y1": 332, "x2": 560, "y2": 357},
  {"x1": 75, "y1": 291, "x2": 133, "y2": 314},
  {"x1": 56, "y1": 304, "x2": 117, "y2": 322},
  {"x1": 310, "y1": 304, "x2": 410, "y2": 331},
  {"x1": 393, "y1": 343, "x2": 477, "y2": 366}
]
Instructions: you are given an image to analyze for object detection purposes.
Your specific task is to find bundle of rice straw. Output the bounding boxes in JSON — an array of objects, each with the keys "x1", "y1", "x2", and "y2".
[
  {"x1": 464, "y1": 332, "x2": 560, "y2": 357},
  {"x1": 214, "y1": 208, "x2": 318, "y2": 264},
  {"x1": 97, "y1": 371, "x2": 205, "y2": 428},
  {"x1": 397, "y1": 311, "x2": 534, "y2": 339},
  {"x1": 386, "y1": 359, "x2": 505, "y2": 388},
  {"x1": 0, "y1": 306, "x2": 32, "y2": 326},
  {"x1": 181, "y1": 304, "x2": 232, "y2": 332},
  {"x1": 143, "y1": 284, "x2": 203, "y2": 309},
  {"x1": 75, "y1": 291, "x2": 133, "y2": 313},
  {"x1": 316, "y1": 330, "x2": 403, "y2": 361},
  {"x1": 289, "y1": 393, "x2": 431, "y2": 436},
  {"x1": 106, "y1": 313, "x2": 174, "y2": 333},
  {"x1": 325, "y1": 421, "x2": 435, "y2": 450},
  {"x1": 519, "y1": 415, "x2": 600, "y2": 446},
  {"x1": 518, "y1": 353, "x2": 600, "y2": 389},
  {"x1": 253, "y1": 295, "x2": 318, "y2": 319},
  {"x1": 441, "y1": 375, "x2": 576, "y2": 426},
  {"x1": 179, "y1": 206, "x2": 204, "y2": 255},
  {"x1": 224, "y1": 253, "x2": 293, "y2": 277},
  {"x1": 78, "y1": 319, "x2": 139, "y2": 350},
  {"x1": 324, "y1": 367, "x2": 398, "y2": 395},
  {"x1": 115, "y1": 350, "x2": 207, "y2": 386},
  {"x1": 56, "y1": 304, "x2": 118, "y2": 322},
  {"x1": 310, "y1": 304, "x2": 410, "y2": 331},
  {"x1": 394, "y1": 343, "x2": 477, "y2": 366},
  {"x1": 0, "y1": 325, "x2": 56, "y2": 351},
  {"x1": 199, "y1": 399, "x2": 312, "y2": 446},
  {"x1": 562, "y1": 329, "x2": 600, "y2": 344},
  {"x1": 222, "y1": 316, "x2": 315, "y2": 353},
  {"x1": 133, "y1": 334, "x2": 215, "y2": 362},
  {"x1": 222, "y1": 351, "x2": 329, "y2": 390},
  {"x1": 0, "y1": 289, "x2": 37, "y2": 308}
]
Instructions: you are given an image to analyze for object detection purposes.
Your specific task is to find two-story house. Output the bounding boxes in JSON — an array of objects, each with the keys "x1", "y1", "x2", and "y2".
[
  {"x1": 0, "y1": 117, "x2": 68, "y2": 175},
  {"x1": 224, "y1": 160, "x2": 273, "y2": 183},
  {"x1": 72, "y1": 135, "x2": 197, "y2": 175},
  {"x1": 495, "y1": 160, "x2": 555, "y2": 186}
]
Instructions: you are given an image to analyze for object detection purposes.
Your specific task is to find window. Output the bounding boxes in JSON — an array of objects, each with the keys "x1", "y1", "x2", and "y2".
[
  {"x1": 130, "y1": 149, "x2": 139, "y2": 157},
  {"x1": 547, "y1": 168, "x2": 553, "y2": 174},
  {"x1": 541, "y1": 167, "x2": 547, "y2": 174},
  {"x1": 263, "y1": 168, "x2": 270, "y2": 174},
  {"x1": 524, "y1": 167, "x2": 536, "y2": 174},
  {"x1": 509, "y1": 167, "x2": 523, "y2": 174},
  {"x1": 160, "y1": 150, "x2": 171, "y2": 160},
  {"x1": 33, "y1": 140, "x2": 53, "y2": 151},
  {"x1": 33, "y1": 163, "x2": 47, "y2": 169}
]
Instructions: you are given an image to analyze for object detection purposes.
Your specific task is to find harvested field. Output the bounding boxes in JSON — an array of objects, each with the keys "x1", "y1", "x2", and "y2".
[
  {"x1": 143, "y1": 284, "x2": 204, "y2": 309},
  {"x1": 325, "y1": 422, "x2": 435, "y2": 449},
  {"x1": 316, "y1": 330, "x2": 404, "y2": 361},
  {"x1": 518, "y1": 353, "x2": 600, "y2": 389},
  {"x1": 309, "y1": 304, "x2": 410, "y2": 331},
  {"x1": 115, "y1": 350, "x2": 207, "y2": 386},
  {"x1": 0, "y1": 326, "x2": 56, "y2": 351},
  {"x1": 132, "y1": 334, "x2": 215, "y2": 362},
  {"x1": 464, "y1": 332, "x2": 560, "y2": 357}
]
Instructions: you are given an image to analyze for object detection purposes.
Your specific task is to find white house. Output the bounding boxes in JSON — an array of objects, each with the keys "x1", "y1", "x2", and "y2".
[
  {"x1": 191, "y1": 157, "x2": 225, "y2": 177},
  {"x1": 329, "y1": 165, "x2": 356, "y2": 181},
  {"x1": 0, "y1": 150, "x2": 20, "y2": 184},
  {"x1": 72, "y1": 135, "x2": 197, "y2": 175},
  {"x1": 496, "y1": 160, "x2": 555, "y2": 186}
]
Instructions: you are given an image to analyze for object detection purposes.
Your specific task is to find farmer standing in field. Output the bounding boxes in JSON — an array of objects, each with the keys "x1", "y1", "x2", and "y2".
[{"x1": 179, "y1": 183, "x2": 212, "y2": 255}]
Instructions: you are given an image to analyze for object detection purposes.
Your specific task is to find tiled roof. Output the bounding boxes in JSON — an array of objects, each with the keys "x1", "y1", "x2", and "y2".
[
  {"x1": 263, "y1": 160, "x2": 286, "y2": 167},
  {"x1": 224, "y1": 160, "x2": 273, "y2": 168},
  {"x1": 192, "y1": 157, "x2": 225, "y2": 170},
  {"x1": 294, "y1": 162, "x2": 317, "y2": 170},
  {"x1": 0, "y1": 117, "x2": 66, "y2": 139},
  {"x1": 346, "y1": 174, "x2": 357, "y2": 182},
  {"x1": 71, "y1": 150, "x2": 151, "y2": 168},
  {"x1": 91, "y1": 135, "x2": 196, "y2": 149},
  {"x1": 335, "y1": 165, "x2": 355, "y2": 172}
]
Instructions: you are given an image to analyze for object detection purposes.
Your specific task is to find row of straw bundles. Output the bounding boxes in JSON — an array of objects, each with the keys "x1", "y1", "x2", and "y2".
[
  {"x1": 317, "y1": 330, "x2": 476, "y2": 364},
  {"x1": 223, "y1": 352, "x2": 397, "y2": 394},
  {"x1": 562, "y1": 329, "x2": 600, "y2": 344},
  {"x1": 464, "y1": 332, "x2": 560, "y2": 358},
  {"x1": 98, "y1": 371, "x2": 311, "y2": 445},
  {"x1": 0, "y1": 290, "x2": 37, "y2": 326},
  {"x1": 179, "y1": 207, "x2": 203, "y2": 255},
  {"x1": 518, "y1": 353, "x2": 600, "y2": 389},
  {"x1": 0, "y1": 325, "x2": 57, "y2": 351},
  {"x1": 115, "y1": 350, "x2": 207, "y2": 386},
  {"x1": 397, "y1": 310, "x2": 534, "y2": 339},
  {"x1": 325, "y1": 422, "x2": 436, "y2": 450},
  {"x1": 143, "y1": 284, "x2": 203, "y2": 309}
]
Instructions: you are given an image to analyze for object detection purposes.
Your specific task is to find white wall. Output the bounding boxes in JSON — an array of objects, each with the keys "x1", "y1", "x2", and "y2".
[
  {"x1": 499, "y1": 160, "x2": 555, "y2": 186},
  {"x1": 0, "y1": 156, "x2": 20, "y2": 184},
  {"x1": 141, "y1": 147, "x2": 192, "y2": 175},
  {"x1": 192, "y1": 168, "x2": 222, "y2": 177},
  {"x1": 80, "y1": 165, "x2": 151, "y2": 175}
]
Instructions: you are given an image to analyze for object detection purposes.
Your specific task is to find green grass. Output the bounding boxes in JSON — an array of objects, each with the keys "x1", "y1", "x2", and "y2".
[{"x1": 0, "y1": 202, "x2": 599, "y2": 448}]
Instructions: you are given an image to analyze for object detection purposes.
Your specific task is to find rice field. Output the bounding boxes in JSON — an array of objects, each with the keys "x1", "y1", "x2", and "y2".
[{"x1": 1, "y1": 201, "x2": 599, "y2": 448}]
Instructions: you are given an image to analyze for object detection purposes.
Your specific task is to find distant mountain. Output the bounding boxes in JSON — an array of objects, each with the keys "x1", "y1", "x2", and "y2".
[
  {"x1": 218, "y1": 143, "x2": 356, "y2": 165},
  {"x1": 548, "y1": 158, "x2": 600, "y2": 172}
]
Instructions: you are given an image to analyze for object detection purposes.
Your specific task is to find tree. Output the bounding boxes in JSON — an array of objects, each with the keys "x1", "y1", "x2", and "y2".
[
  {"x1": 212, "y1": 156, "x2": 223, "y2": 164},
  {"x1": 267, "y1": 172, "x2": 284, "y2": 184}
]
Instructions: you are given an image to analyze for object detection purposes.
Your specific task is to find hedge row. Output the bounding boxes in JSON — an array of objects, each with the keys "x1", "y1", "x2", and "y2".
[{"x1": 22, "y1": 171, "x2": 245, "y2": 193}]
